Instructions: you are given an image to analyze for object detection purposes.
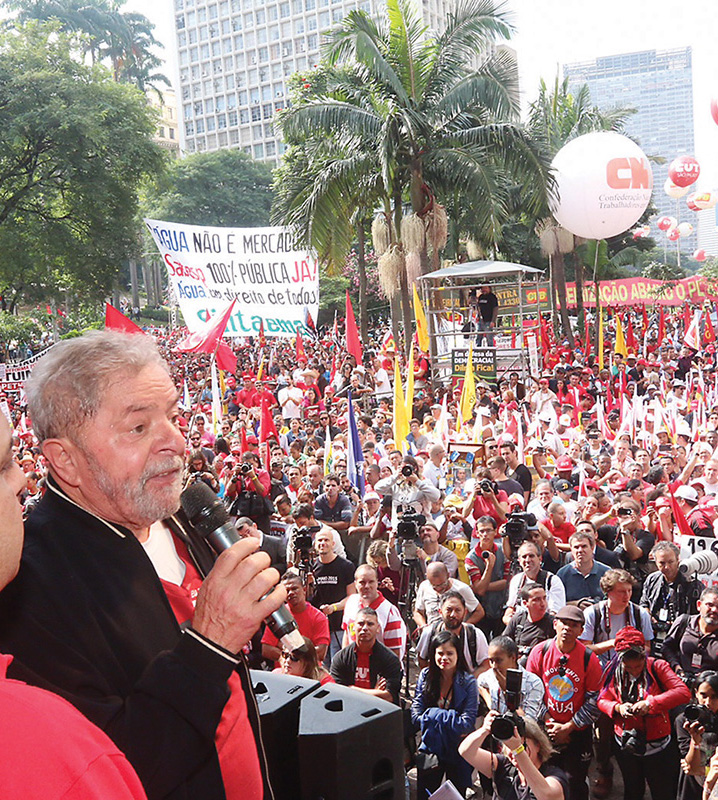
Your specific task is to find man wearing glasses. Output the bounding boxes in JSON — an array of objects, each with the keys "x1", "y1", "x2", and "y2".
[{"x1": 526, "y1": 605, "x2": 602, "y2": 800}]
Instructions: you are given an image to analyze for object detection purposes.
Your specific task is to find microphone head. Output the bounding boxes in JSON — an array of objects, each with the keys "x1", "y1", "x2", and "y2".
[{"x1": 181, "y1": 481, "x2": 230, "y2": 538}]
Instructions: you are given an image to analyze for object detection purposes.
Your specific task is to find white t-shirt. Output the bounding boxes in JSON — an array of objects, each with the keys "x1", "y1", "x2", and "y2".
[
  {"x1": 141, "y1": 521, "x2": 186, "y2": 586},
  {"x1": 373, "y1": 367, "x2": 392, "y2": 397},
  {"x1": 415, "y1": 578, "x2": 479, "y2": 625},
  {"x1": 278, "y1": 385, "x2": 303, "y2": 419}
]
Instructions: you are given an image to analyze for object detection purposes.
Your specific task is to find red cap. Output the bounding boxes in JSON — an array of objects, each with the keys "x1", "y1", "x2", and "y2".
[
  {"x1": 615, "y1": 626, "x2": 646, "y2": 653},
  {"x1": 556, "y1": 456, "x2": 574, "y2": 470},
  {"x1": 246, "y1": 434, "x2": 258, "y2": 445}
]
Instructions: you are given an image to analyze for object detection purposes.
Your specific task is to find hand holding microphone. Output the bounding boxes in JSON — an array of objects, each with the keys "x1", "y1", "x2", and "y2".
[{"x1": 181, "y1": 482, "x2": 305, "y2": 655}]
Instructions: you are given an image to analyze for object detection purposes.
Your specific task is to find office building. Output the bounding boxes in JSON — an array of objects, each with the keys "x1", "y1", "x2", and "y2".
[
  {"x1": 564, "y1": 47, "x2": 695, "y2": 247},
  {"x1": 173, "y1": 0, "x2": 452, "y2": 161}
]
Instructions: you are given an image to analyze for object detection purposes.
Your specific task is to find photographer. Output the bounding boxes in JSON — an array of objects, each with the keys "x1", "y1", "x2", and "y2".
[
  {"x1": 676, "y1": 671, "x2": 718, "y2": 800},
  {"x1": 641, "y1": 542, "x2": 703, "y2": 656},
  {"x1": 460, "y1": 712, "x2": 569, "y2": 800},
  {"x1": 463, "y1": 468, "x2": 509, "y2": 533},
  {"x1": 224, "y1": 451, "x2": 273, "y2": 534},
  {"x1": 503, "y1": 542, "x2": 565, "y2": 624},
  {"x1": 411, "y1": 631, "x2": 478, "y2": 798},
  {"x1": 478, "y1": 636, "x2": 545, "y2": 721},
  {"x1": 183, "y1": 449, "x2": 220, "y2": 493},
  {"x1": 597, "y1": 626, "x2": 690, "y2": 800},
  {"x1": 662, "y1": 587, "x2": 718, "y2": 684},
  {"x1": 374, "y1": 454, "x2": 440, "y2": 524}
]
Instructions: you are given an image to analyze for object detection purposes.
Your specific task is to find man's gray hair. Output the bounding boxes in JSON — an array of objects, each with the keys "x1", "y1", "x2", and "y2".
[{"x1": 26, "y1": 330, "x2": 168, "y2": 443}]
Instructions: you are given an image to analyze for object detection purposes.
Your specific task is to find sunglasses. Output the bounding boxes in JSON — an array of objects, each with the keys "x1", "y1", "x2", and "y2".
[{"x1": 281, "y1": 650, "x2": 302, "y2": 663}]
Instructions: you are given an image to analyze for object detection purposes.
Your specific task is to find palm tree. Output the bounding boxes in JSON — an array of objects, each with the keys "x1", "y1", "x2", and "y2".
[
  {"x1": 527, "y1": 75, "x2": 635, "y2": 344},
  {"x1": 280, "y1": 0, "x2": 552, "y2": 354}
]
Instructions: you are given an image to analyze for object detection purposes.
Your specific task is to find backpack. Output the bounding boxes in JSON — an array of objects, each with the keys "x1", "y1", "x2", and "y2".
[{"x1": 586, "y1": 601, "x2": 644, "y2": 641}]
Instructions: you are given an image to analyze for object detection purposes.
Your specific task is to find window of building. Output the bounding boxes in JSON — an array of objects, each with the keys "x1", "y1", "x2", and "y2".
[
  {"x1": 263, "y1": 121, "x2": 273, "y2": 136},
  {"x1": 182, "y1": 85, "x2": 191, "y2": 100},
  {"x1": 262, "y1": 102, "x2": 273, "y2": 118},
  {"x1": 217, "y1": 113, "x2": 227, "y2": 128},
  {"x1": 226, "y1": 74, "x2": 235, "y2": 89},
  {"x1": 220, "y1": 1, "x2": 229, "y2": 15},
  {"x1": 244, "y1": 11, "x2": 253, "y2": 26},
  {"x1": 252, "y1": 124, "x2": 263, "y2": 140},
  {"x1": 239, "y1": 108, "x2": 249, "y2": 123},
  {"x1": 307, "y1": 15, "x2": 316, "y2": 30},
  {"x1": 230, "y1": 129, "x2": 239, "y2": 144},
  {"x1": 213, "y1": 77, "x2": 224, "y2": 93},
  {"x1": 189, "y1": 27, "x2": 198, "y2": 43},
  {"x1": 204, "y1": 98, "x2": 214, "y2": 114},
  {"x1": 170, "y1": 128, "x2": 176, "y2": 139},
  {"x1": 179, "y1": 49, "x2": 189, "y2": 66},
  {"x1": 223, "y1": 55, "x2": 233, "y2": 69},
  {"x1": 187, "y1": 9, "x2": 196, "y2": 24},
  {"x1": 218, "y1": 131, "x2": 228, "y2": 146},
  {"x1": 251, "y1": 106, "x2": 261, "y2": 122},
  {"x1": 242, "y1": 144, "x2": 251, "y2": 154},
  {"x1": 248, "y1": 67, "x2": 257, "y2": 83},
  {"x1": 176, "y1": 13, "x2": 186, "y2": 29},
  {"x1": 184, "y1": 102, "x2": 193, "y2": 119},
  {"x1": 231, "y1": 0, "x2": 241, "y2": 11},
  {"x1": 239, "y1": 89, "x2": 248, "y2": 103},
  {"x1": 295, "y1": 18, "x2": 305, "y2": 33},
  {"x1": 185, "y1": 121, "x2": 194, "y2": 135},
  {"x1": 178, "y1": 31, "x2": 187, "y2": 47},
  {"x1": 191, "y1": 64, "x2": 200, "y2": 79},
  {"x1": 278, "y1": 141, "x2": 287, "y2": 155},
  {"x1": 261, "y1": 84, "x2": 272, "y2": 100},
  {"x1": 193, "y1": 100, "x2": 203, "y2": 115},
  {"x1": 190, "y1": 46, "x2": 199, "y2": 62},
  {"x1": 257, "y1": 28, "x2": 267, "y2": 44},
  {"x1": 293, "y1": 0, "x2": 302, "y2": 12},
  {"x1": 256, "y1": 7, "x2": 266, "y2": 23},
  {"x1": 266, "y1": 140, "x2": 276, "y2": 156},
  {"x1": 206, "y1": 116, "x2": 216, "y2": 131},
  {"x1": 268, "y1": 4, "x2": 278, "y2": 20},
  {"x1": 221, "y1": 18, "x2": 230, "y2": 33},
  {"x1": 271, "y1": 63, "x2": 282, "y2": 79},
  {"x1": 307, "y1": 33, "x2": 317, "y2": 49},
  {"x1": 196, "y1": 118, "x2": 205, "y2": 133},
  {"x1": 175, "y1": 0, "x2": 184, "y2": 9},
  {"x1": 244, "y1": 30, "x2": 255, "y2": 47},
  {"x1": 253, "y1": 143, "x2": 264, "y2": 159},
  {"x1": 319, "y1": 10, "x2": 329, "y2": 26},
  {"x1": 331, "y1": 8, "x2": 343, "y2": 22},
  {"x1": 234, "y1": 33, "x2": 243, "y2": 48},
  {"x1": 197, "y1": 7, "x2": 207, "y2": 21},
  {"x1": 216, "y1": 95, "x2": 226, "y2": 111},
  {"x1": 296, "y1": 37, "x2": 306, "y2": 52},
  {"x1": 280, "y1": 1, "x2": 290, "y2": 16},
  {"x1": 199, "y1": 24, "x2": 208, "y2": 40},
  {"x1": 186, "y1": 140, "x2": 196, "y2": 152},
  {"x1": 281, "y1": 39, "x2": 293, "y2": 55},
  {"x1": 296, "y1": 55, "x2": 307, "y2": 69},
  {"x1": 200, "y1": 43, "x2": 209, "y2": 59},
  {"x1": 211, "y1": 41, "x2": 221, "y2": 56},
  {"x1": 283, "y1": 61, "x2": 293, "y2": 76},
  {"x1": 229, "y1": 109, "x2": 238, "y2": 125},
  {"x1": 209, "y1": 4, "x2": 218, "y2": 18}
]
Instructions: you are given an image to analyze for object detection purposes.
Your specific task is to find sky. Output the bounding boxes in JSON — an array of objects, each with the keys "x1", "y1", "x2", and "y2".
[{"x1": 120, "y1": 0, "x2": 718, "y2": 189}]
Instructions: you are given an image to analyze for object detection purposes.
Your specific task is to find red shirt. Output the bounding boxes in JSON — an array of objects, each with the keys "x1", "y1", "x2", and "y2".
[
  {"x1": 261, "y1": 603, "x2": 330, "y2": 652},
  {"x1": 355, "y1": 650, "x2": 372, "y2": 689},
  {"x1": 162, "y1": 537, "x2": 263, "y2": 800},
  {"x1": 545, "y1": 519, "x2": 576, "y2": 544},
  {"x1": 471, "y1": 489, "x2": 509, "y2": 526},
  {"x1": 526, "y1": 639, "x2": 602, "y2": 725}
]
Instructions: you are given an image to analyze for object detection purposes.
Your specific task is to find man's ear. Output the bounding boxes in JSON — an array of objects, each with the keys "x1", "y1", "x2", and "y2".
[{"x1": 42, "y1": 438, "x2": 83, "y2": 487}]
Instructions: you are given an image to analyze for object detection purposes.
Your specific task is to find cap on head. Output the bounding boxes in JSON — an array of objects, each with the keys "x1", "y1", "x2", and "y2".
[{"x1": 555, "y1": 605, "x2": 585, "y2": 624}]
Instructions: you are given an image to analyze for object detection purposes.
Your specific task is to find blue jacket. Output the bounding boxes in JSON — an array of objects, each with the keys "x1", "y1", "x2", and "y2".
[{"x1": 411, "y1": 668, "x2": 478, "y2": 763}]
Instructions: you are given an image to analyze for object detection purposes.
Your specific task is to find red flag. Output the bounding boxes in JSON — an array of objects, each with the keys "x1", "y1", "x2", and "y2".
[
  {"x1": 240, "y1": 426, "x2": 248, "y2": 455},
  {"x1": 641, "y1": 304, "x2": 648, "y2": 333},
  {"x1": 105, "y1": 303, "x2": 144, "y2": 335},
  {"x1": 296, "y1": 330, "x2": 307, "y2": 363},
  {"x1": 345, "y1": 290, "x2": 363, "y2": 363},
  {"x1": 259, "y1": 394, "x2": 280, "y2": 445},
  {"x1": 258, "y1": 319, "x2": 267, "y2": 349},
  {"x1": 683, "y1": 303, "x2": 691, "y2": 333},
  {"x1": 625, "y1": 314, "x2": 637, "y2": 353},
  {"x1": 176, "y1": 300, "x2": 237, "y2": 373},
  {"x1": 705, "y1": 310, "x2": 716, "y2": 344},
  {"x1": 329, "y1": 352, "x2": 337, "y2": 386},
  {"x1": 668, "y1": 490, "x2": 693, "y2": 539},
  {"x1": 658, "y1": 306, "x2": 665, "y2": 344}
]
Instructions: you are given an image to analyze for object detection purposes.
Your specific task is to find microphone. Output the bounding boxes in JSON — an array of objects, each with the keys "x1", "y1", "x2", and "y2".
[{"x1": 180, "y1": 482, "x2": 306, "y2": 654}]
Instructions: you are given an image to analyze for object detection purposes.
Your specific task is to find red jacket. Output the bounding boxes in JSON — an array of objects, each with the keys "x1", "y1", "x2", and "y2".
[{"x1": 598, "y1": 656, "x2": 690, "y2": 741}]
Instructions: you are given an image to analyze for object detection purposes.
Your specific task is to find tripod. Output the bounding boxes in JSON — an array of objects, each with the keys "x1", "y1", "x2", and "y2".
[{"x1": 396, "y1": 544, "x2": 422, "y2": 699}]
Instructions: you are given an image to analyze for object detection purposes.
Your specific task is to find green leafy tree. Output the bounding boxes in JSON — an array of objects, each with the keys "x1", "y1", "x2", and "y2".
[
  {"x1": 146, "y1": 149, "x2": 274, "y2": 228},
  {"x1": 279, "y1": 0, "x2": 551, "y2": 354},
  {"x1": 0, "y1": 23, "x2": 164, "y2": 311}
]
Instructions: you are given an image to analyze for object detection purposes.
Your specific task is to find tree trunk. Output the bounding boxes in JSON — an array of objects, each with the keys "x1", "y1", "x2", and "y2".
[
  {"x1": 356, "y1": 223, "x2": 369, "y2": 343},
  {"x1": 153, "y1": 260, "x2": 164, "y2": 306},
  {"x1": 129, "y1": 258, "x2": 140, "y2": 311},
  {"x1": 574, "y1": 252, "x2": 585, "y2": 335},
  {"x1": 409, "y1": 163, "x2": 430, "y2": 275},
  {"x1": 142, "y1": 258, "x2": 154, "y2": 306},
  {"x1": 392, "y1": 187, "x2": 412, "y2": 358},
  {"x1": 552, "y1": 247, "x2": 574, "y2": 348},
  {"x1": 390, "y1": 294, "x2": 401, "y2": 368}
]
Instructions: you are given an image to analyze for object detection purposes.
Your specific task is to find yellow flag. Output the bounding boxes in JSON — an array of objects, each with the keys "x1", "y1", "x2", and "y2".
[
  {"x1": 457, "y1": 343, "x2": 476, "y2": 432},
  {"x1": 413, "y1": 285, "x2": 430, "y2": 352},
  {"x1": 614, "y1": 314, "x2": 628, "y2": 358},
  {"x1": 598, "y1": 308, "x2": 604, "y2": 370},
  {"x1": 405, "y1": 347, "x2": 414, "y2": 421},
  {"x1": 393, "y1": 357, "x2": 409, "y2": 452},
  {"x1": 256, "y1": 354, "x2": 265, "y2": 381}
]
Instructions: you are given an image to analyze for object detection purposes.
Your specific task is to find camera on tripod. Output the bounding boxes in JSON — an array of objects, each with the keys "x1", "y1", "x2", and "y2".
[
  {"x1": 490, "y1": 668, "x2": 526, "y2": 740},
  {"x1": 294, "y1": 527, "x2": 315, "y2": 557},
  {"x1": 502, "y1": 512, "x2": 537, "y2": 551},
  {"x1": 395, "y1": 506, "x2": 425, "y2": 562}
]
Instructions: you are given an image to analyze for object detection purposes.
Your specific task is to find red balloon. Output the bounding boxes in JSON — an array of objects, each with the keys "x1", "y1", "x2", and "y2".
[
  {"x1": 657, "y1": 215, "x2": 676, "y2": 231},
  {"x1": 687, "y1": 193, "x2": 700, "y2": 212},
  {"x1": 668, "y1": 155, "x2": 700, "y2": 187},
  {"x1": 694, "y1": 249, "x2": 707, "y2": 262},
  {"x1": 667, "y1": 228, "x2": 681, "y2": 241},
  {"x1": 712, "y1": 98, "x2": 718, "y2": 126}
]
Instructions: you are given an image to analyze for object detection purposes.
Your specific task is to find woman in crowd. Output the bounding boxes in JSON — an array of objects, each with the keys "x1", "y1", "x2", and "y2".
[
  {"x1": 460, "y1": 710, "x2": 569, "y2": 800},
  {"x1": 411, "y1": 630, "x2": 478, "y2": 798},
  {"x1": 273, "y1": 636, "x2": 334, "y2": 685},
  {"x1": 183, "y1": 449, "x2": 220, "y2": 493},
  {"x1": 677, "y1": 671, "x2": 718, "y2": 800},
  {"x1": 597, "y1": 626, "x2": 690, "y2": 800}
]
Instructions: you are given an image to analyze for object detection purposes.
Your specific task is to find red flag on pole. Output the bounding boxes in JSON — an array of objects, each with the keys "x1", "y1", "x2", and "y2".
[
  {"x1": 345, "y1": 290, "x2": 363, "y2": 363},
  {"x1": 176, "y1": 299, "x2": 237, "y2": 373},
  {"x1": 658, "y1": 306, "x2": 665, "y2": 344},
  {"x1": 683, "y1": 303, "x2": 691, "y2": 333},
  {"x1": 105, "y1": 303, "x2": 144, "y2": 335},
  {"x1": 668, "y1": 490, "x2": 693, "y2": 539},
  {"x1": 258, "y1": 318, "x2": 267, "y2": 349},
  {"x1": 259, "y1": 394, "x2": 280, "y2": 445},
  {"x1": 705, "y1": 310, "x2": 716, "y2": 344},
  {"x1": 296, "y1": 330, "x2": 308, "y2": 363},
  {"x1": 625, "y1": 314, "x2": 637, "y2": 353}
]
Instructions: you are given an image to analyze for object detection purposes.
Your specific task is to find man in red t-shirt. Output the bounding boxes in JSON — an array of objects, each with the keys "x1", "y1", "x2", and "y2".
[
  {"x1": 462, "y1": 475, "x2": 508, "y2": 529},
  {"x1": 262, "y1": 571, "x2": 329, "y2": 663},
  {"x1": 526, "y1": 605, "x2": 602, "y2": 800}
]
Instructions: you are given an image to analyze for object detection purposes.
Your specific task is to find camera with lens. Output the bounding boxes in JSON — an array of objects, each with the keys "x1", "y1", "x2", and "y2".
[
  {"x1": 401, "y1": 464, "x2": 415, "y2": 478},
  {"x1": 293, "y1": 527, "x2": 315, "y2": 558},
  {"x1": 503, "y1": 512, "x2": 537, "y2": 551},
  {"x1": 480, "y1": 479, "x2": 498, "y2": 494},
  {"x1": 620, "y1": 727, "x2": 646, "y2": 756},
  {"x1": 490, "y1": 668, "x2": 526, "y2": 741},
  {"x1": 396, "y1": 510, "x2": 425, "y2": 542},
  {"x1": 240, "y1": 463, "x2": 253, "y2": 475},
  {"x1": 684, "y1": 703, "x2": 718, "y2": 732}
]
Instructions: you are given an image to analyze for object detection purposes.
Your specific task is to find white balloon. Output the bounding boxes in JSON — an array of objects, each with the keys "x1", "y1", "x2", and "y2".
[
  {"x1": 665, "y1": 178, "x2": 690, "y2": 199},
  {"x1": 677, "y1": 222, "x2": 694, "y2": 237},
  {"x1": 550, "y1": 132, "x2": 653, "y2": 239}
]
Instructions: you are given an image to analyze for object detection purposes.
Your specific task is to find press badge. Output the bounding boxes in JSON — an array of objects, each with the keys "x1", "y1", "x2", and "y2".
[
  {"x1": 692, "y1": 653, "x2": 703, "y2": 669},
  {"x1": 658, "y1": 609, "x2": 669, "y2": 622}
]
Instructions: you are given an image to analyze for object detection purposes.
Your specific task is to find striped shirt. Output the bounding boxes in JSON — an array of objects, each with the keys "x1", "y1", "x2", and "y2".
[{"x1": 342, "y1": 593, "x2": 407, "y2": 660}]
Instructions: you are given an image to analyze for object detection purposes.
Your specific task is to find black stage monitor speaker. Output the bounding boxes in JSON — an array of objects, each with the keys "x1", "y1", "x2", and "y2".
[
  {"x1": 250, "y1": 670, "x2": 319, "y2": 800},
  {"x1": 298, "y1": 683, "x2": 404, "y2": 800}
]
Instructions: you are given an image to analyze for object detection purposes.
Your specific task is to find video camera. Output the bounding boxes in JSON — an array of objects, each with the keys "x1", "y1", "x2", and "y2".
[
  {"x1": 293, "y1": 526, "x2": 316, "y2": 557},
  {"x1": 395, "y1": 506, "x2": 425, "y2": 563},
  {"x1": 490, "y1": 668, "x2": 526, "y2": 741},
  {"x1": 503, "y1": 511, "x2": 537, "y2": 551}
]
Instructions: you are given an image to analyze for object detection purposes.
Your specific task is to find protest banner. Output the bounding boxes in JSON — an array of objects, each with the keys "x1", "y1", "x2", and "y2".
[
  {"x1": 0, "y1": 346, "x2": 52, "y2": 395},
  {"x1": 145, "y1": 218, "x2": 320, "y2": 338},
  {"x1": 565, "y1": 275, "x2": 718, "y2": 308}
]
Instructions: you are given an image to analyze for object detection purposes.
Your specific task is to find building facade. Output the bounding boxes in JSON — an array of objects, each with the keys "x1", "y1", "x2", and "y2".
[
  {"x1": 173, "y1": 0, "x2": 452, "y2": 161},
  {"x1": 564, "y1": 47, "x2": 696, "y2": 248}
]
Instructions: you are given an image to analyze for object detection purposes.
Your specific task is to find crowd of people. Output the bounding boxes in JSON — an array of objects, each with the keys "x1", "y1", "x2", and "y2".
[{"x1": 4, "y1": 299, "x2": 718, "y2": 799}]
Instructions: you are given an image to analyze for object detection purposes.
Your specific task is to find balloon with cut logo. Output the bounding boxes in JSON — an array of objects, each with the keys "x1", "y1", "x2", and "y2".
[
  {"x1": 550, "y1": 131, "x2": 653, "y2": 239},
  {"x1": 687, "y1": 194, "x2": 700, "y2": 212},
  {"x1": 632, "y1": 226, "x2": 651, "y2": 240},
  {"x1": 676, "y1": 222, "x2": 694, "y2": 237},
  {"x1": 665, "y1": 179, "x2": 690, "y2": 199},
  {"x1": 668, "y1": 155, "x2": 700, "y2": 188},
  {"x1": 657, "y1": 216, "x2": 677, "y2": 231},
  {"x1": 695, "y1": 191, "x2": 718, "y2": 210},
  {"x1": 694, "y1": 249, "x2": 707, "y2": 262},
  {"x1": 667, "y1": 228, "x2": 681, "y2": 241},
  {"x1": 711, "y1": 99, "x2": 718, "y2": 126}
]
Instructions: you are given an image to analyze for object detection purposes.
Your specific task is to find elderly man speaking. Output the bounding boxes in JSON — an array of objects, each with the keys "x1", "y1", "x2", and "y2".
[{"x1": 0, "y1": 331, "x2": 287, "y2": 800}]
